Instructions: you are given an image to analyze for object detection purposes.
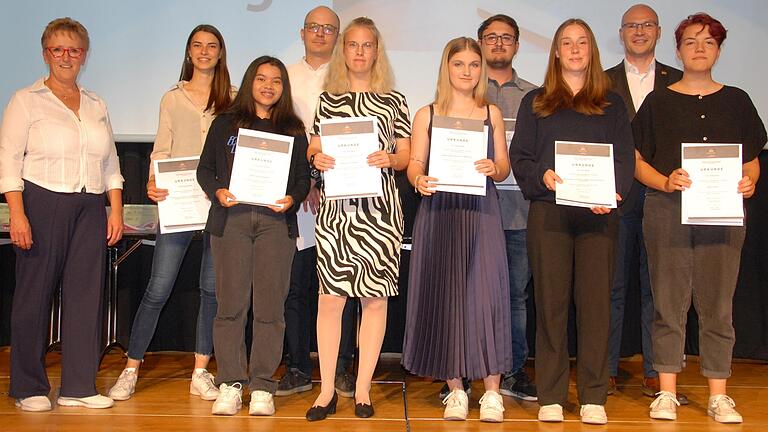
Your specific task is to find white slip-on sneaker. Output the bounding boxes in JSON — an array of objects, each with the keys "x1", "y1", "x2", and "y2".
[
  {"x1": 249, "y1": 390, "x2": 276, "y2": 416},
  {"x1": 650, "y1": 391, "x2": 680, "y2": 420},
  {"x1": 538, "y1": 403, "x2": 564, "y2": 422},
  {"x1": 108, "y1": 368, "x2": 138, "y2": 401},
  {"x1": 211, "y1": 382, "x2": 243, "y2": 416},
  {"x1": 708, "y1": 394, "x2": 743, "y2": 424},
  {"x1": 57, "y1": 394, "x2": 114, "y2": 409},
  {"x1": 15, "y1": 396, "x2": 52, "y2": 412},
  {"x1": 190, "y1": 370, "x2": 219, "y2": 401},
  {"x1": 478, "y1": 390, "x2": 505, "y2": 423},
  {"x1": 442, "y1": 389, "x2": 469, "y2": 421},
  {"x1": 580, "y1": 404, "x2": 608, "y2": 425}
]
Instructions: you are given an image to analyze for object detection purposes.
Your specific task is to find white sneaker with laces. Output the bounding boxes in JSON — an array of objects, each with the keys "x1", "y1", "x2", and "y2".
[
  {"x1": 57, "y1": 394, "x2": 115, "y2": 409},
  {"x1": 108, "y1": 368, "x2": 137, "y2": 401},
  {"x1": 15, "y1": 396, "x2": 52, "y2": 412},
  {"x1": 650, "y1": 391, "x2": 680, "y2": 420},
  {"x1": 580, "y1": 404, "x2": 608, "y2": 424},
  {"x1": 442, "y1": 389, "x2": 469, "y2": 421},
  {"x1": 538, "y1": 404, "x2": 564, "y2": 422},
  {"x1": 190, "y1": 370, "x2": 219, "y2": 400},
  {"x1": 211, "y1": 383, "x2": 243, "y2": 416},
  {"x1": 479, "y1": 390, "x2": 504, "y2": 422},
  {"x1": 249, "y1": 390, "x2": 275, "y2": 416},
  {"x1": 708, "y1": 394, "x2": 742, "y2": 423}
]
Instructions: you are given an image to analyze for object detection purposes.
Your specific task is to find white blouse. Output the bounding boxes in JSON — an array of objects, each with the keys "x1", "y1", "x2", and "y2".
[{"x1": 0, "y1": 78, "x2": 124, "y2": 194}]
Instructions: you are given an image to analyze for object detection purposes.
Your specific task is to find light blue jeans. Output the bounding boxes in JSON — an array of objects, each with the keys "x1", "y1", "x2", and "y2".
[{"x1": 127, "y1": 230, "x2": 216, "y2": 360}]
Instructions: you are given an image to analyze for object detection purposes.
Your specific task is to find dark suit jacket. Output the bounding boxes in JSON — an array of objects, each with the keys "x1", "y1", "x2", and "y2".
[
  {"x1": 605, "y1": 60, "x2": 683, "y2": 122},
  {"x1": 605, "y1": 60, "x2": 682, "y2": 215}
]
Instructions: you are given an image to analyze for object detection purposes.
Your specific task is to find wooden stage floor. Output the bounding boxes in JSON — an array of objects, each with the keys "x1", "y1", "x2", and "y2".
[{"x1": 1, "y1": 348, "x2": 767, "y2": 431}]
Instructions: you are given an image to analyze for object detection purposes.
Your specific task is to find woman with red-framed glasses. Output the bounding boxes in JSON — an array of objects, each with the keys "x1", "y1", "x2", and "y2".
[{"x1": 0, "y1": 17, "x2": 124, "y2": 412}]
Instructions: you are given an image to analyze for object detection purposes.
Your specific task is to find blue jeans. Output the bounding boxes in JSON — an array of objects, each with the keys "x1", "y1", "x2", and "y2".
[
  {"x1": 607, "y1": 212, "x2": 655, "y2": 377},
  {"x1": 505, "y1": 229, "x2": 531, "y2": 373},
  {"x1": 127, "y1": 230, "x2": 217, "y2": 360}
]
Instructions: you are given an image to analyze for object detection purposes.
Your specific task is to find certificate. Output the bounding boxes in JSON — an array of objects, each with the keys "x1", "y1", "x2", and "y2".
[
  {"x1": 320, "y1": 117, "x2": 382, "y2": 200},
  {"x1": 229, "y1": 128, "x2": 293, "y2": 207},
  {"x1": 681, "y1": 143, "x2": 743, "y2": 226},
  {"x1": 428, "y1": 115, "x2": 487, "y2": 196},
  {"x1": 496, "y1": 118, "x2": 520, "y2": 191},
  {"x1": 554, "y1": 141, "x2": 617, "y2": 208},
  {"x1": 153, "y1": 157, "x2": 210, "y2": 234}
]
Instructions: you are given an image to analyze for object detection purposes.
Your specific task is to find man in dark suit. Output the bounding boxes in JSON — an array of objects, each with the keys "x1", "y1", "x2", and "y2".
[{"x1": 604, "y1": 3, "x2": 687, "y2": 404}]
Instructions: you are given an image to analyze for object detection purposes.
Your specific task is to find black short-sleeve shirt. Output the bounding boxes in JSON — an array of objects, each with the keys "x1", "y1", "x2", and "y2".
[{"x1": 633, "y1": 86, "x2": 766, "y2": 176}]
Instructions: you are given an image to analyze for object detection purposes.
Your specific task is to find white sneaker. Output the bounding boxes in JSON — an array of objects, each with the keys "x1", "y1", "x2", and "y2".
[
  {"x1": 57, "y1": 394, "x2": 115, "y2": 409},
  {"x1": 15, "y1": 396, "x2": 52, "y2": 412},
  {"x1": 190, "y1": 370, "x2": 219, "y2": 401},
  {"x1": 249, "y1": 390, "x2": 275, "y2": 416},
  {"x1": 650, "y1": 391, "x2": 680, "y2": 420},
  {"x1": 211, "y1": 383, "x2": 243, "y2": 416},
  {"x1": 708, "y1": 394, "x2": 743, "y2": 423},
  {"x1": 538, "y1": 403, "x2": 564, "y2": 422},
  {"x1": 108, "y1": 368, "x2": 137, "y2": 401},
  {"x1": 580, "y1": 404, "x2": 607, "y2": 424},
  {"x1": 442, "y1": 389, "x2": 469, "y2": 421},
  {"x1": 479, "y1": 390, "x2": 504, "y2": 422}
]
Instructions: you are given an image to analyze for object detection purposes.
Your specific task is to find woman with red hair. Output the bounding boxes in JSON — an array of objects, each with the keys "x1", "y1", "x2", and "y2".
[{"x1": 633, "y1": 13, "x2": 766, "y2": 423}]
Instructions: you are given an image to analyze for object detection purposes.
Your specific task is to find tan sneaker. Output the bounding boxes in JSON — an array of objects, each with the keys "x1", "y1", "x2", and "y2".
[
  {"x1": 108, "y1": 368, "x2": 137, "y2": 401},
  {"x1": 708, "y1": 395, "x2": 742, "y2": 423},
  {"x1": 190, "y1": 370, "x2": 219, "y2": 400},
  {"x1": 650, "y1": 391, "x2": 679, "y2": 420}
]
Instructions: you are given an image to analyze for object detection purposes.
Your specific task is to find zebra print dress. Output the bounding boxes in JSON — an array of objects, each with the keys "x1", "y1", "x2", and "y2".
[{"x1": 312, "y1": 91, "x2": 411, "y2": 297}]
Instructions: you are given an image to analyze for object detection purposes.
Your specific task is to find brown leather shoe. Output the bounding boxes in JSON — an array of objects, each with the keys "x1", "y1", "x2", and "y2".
[
  {"x1": 607, "y1": 376, "x2": 617, "y2": 395},
  {"x1": 642, "y1": 377, "x2": 689, "y2": 405}
]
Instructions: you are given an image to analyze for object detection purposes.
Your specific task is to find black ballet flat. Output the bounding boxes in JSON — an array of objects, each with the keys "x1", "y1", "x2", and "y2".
[
  {"x1": 306, "y1": 392, "x2": 338, "y2": 421},
  {"x1": 355, "y1": 402, "x2": 374, "y2": 418}
]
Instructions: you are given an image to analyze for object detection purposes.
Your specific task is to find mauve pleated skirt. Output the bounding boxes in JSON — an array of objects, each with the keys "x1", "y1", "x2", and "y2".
[{"x1": 402, "y1": 184, "x2": 513, "y2": 380}]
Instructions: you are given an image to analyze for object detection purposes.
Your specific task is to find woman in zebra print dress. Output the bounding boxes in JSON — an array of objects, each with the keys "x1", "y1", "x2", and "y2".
[{"x1": 305, "y1": 17, "x2": 411, "y2": 421}]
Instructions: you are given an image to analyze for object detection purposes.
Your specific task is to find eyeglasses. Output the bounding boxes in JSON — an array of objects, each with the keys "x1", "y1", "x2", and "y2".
[
  {"x1": 481, "y1": 33, "x2": 517, "y2": 46},
  {"x1": 346, "y1": 41, "x2": 376, "y2": 52},
  {"x1": 304, "y1": 22, "x2": 338, "y2": 35},
  {"x1": 621, "y1": 22, "x2": 658, "y2": 31},
  {"x1": 46, "y1": 46, "x2": 85, "y2": 59}
]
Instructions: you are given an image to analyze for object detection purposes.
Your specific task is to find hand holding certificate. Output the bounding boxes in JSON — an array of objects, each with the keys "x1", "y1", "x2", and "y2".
[
  {"x1": 681, "y1": 143, "x2": 743, "y2": 226},
  {"x1": 496, "y1": 118, "x2": 520, "y2": 191},
  {"x1": 153, "y1": 157, "x2": 210, "y2": 233},
  {"x1": 228, "y1": 128, "x2": 294, "y2": 208},
  {"x1": 428, "y1": 115, "x2": 488, "y2": 196},
  {"x1": 554, "y1": 141, "x2": 617, "y2": 208},
  {"x1": 320, "y1": 117, "x2": 383, "y2": 200}
]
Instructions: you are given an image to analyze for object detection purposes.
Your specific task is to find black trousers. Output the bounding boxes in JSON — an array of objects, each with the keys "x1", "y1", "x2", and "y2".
[
  {"x1": 527, "y1": 201, "x2": 618, "y2": 406},
  {"x1": 10, "y1": 181, "x2": 106, "y2": 399},
  {"x1": 283, "y1": 246, "x2": 358, "y2": 375}
]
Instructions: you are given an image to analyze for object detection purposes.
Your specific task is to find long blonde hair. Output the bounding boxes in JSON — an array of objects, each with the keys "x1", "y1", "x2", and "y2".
[
  {"x1": 533, "y1": 18, "x2": 610, "y2": 117},
  {"x1": 433, "y1": 37, "x2": 488, "y2": 116},
  {"x1": 324, "y1": 17, "x2": 394, "y2": 94}
]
